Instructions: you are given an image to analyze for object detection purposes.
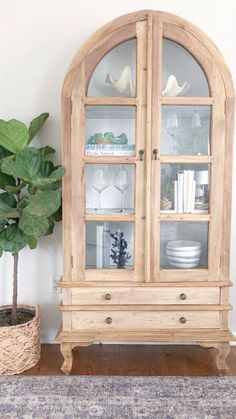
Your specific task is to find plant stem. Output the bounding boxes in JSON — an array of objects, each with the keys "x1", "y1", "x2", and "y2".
[
  {"x1": 11, "y1": 252, "x2": 19, "y2": 325},
  {"x1": 11, "y1": 177, "x2": 21, "y2": 325}
]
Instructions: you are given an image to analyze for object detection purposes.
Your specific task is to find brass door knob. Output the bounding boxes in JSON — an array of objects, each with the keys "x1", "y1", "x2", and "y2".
[
  {"x1": 153, "y1": 148, "x2": 158, "y2": 160},
  {"x1": 139, "y1": 149, "x2": 145, "y2": 161},
  {"x1": 180, "y1": 293, "x2": 187, "y2": 300},
  {"x1": 179, "y1": 317, "x2": 187, "y2": 324},
  {"x1": 105, "y1": 293, "x2": 111, "y2": 300},
  {"x1": 106, "y1": 317, "x2": 112, "y2": 324}
]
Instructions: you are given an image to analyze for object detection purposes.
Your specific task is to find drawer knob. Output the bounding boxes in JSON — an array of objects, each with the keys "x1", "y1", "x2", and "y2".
[
  {"x1": 106, "y1": 317, "x2": 112, "y2": 324},
  {"x1": 105, "y1": 293, "x2": 111, "y2": 301},
  {"x1": 180, "y1": 293, "x2": 187, "y2": 300},
  {"x1": 179, "y1": 316, "x2": 187, "y2": 324}
]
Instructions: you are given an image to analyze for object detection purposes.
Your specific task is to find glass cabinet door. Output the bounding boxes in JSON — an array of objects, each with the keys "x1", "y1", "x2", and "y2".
[
  {"x1": 83, "y1": 34, "x2": 146, "y2": 281},
  {"x1": 151, "y1": 35, "x2": 217, "y2": 281}
]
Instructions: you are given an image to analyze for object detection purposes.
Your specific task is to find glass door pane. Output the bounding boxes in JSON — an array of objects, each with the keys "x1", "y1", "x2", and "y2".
[
  {"x1": 162, "y1": 39, "x2": 210, "y2": 97},
  {"x1": 162, "y1": 105, "x2": 211, "y2": 155},
  {"x1": 86, "y1": 106, "x2": 136, "y2": 156},
  {"x1": 160, "y1": 222, "x2": 208, "y2": 269},
  {"x1": 87, "y1": 39, "x2": 136, "y2": 97},
  {"x1": 85, "y1": 164, "x2": 135, "y2": 214},
  {"x1": 86, "y1": 221, "x2": 134, "y2": 269},
  {"x1": 161, "y1": 163, "x2": 210, "y2": 214}
]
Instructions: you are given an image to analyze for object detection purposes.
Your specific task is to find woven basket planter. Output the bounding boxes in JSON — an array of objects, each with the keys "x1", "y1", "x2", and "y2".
[{"x1": 0, "y1": 305, "x2": 40, "y2": 375}]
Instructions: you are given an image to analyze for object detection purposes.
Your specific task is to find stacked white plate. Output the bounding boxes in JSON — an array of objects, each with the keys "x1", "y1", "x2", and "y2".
[{"x1": 166, "y1": 240, "x2": 202, "y2": 269}]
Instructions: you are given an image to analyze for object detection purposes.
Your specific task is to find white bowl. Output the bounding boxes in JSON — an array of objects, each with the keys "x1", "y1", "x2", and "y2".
[
  {"x1": 166, "y1": 249, "x2": 202, "y2": 258},
  {"x1": 168, "y1": 260, "x2": 200, "y2": 269},
  {"x1": 167, "y1": 255, "x2": 201, "y2": 263},
  {"x1": 167, "y1": 240, "x2": 202, "y2": 251}
]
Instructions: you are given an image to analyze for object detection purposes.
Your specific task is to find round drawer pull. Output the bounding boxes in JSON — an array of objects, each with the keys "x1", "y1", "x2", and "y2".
[
  {"x1": 180, "y1": 293, "x2": 187, "y2": 300},
  {"x1": 105, "y1": 293, "x2": 111, "y2": 301},
  {"x1": 179, "y1": 316, "x2": 187, "y2": 324},
  {"x1": 106, "y1": 317, "x2": 112, "y2": 324}
]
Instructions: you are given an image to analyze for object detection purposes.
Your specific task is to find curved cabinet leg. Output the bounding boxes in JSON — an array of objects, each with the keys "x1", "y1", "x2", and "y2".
[
  {"x1": 60, "y1": 343, "x2": 73, "y2": 375},
  {"x1": 216, "y1": 342, "x2": 230, "y2": 372}
]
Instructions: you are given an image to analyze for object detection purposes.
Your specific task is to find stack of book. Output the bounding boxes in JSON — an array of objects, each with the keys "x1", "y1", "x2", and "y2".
[{"x1": 174, "y1": 170, "x2": 196, "y2": 214}]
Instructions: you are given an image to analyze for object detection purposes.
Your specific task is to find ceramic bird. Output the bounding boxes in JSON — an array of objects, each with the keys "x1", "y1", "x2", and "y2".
[
  {"x1": 105, "y1": 65, "x2": 135, "y2": 97},
  {"x1": 162, "y1": 75, "x2": 191, "y2": 97}
]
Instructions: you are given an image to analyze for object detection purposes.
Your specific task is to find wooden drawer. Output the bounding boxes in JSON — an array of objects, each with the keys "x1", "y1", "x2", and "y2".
[
  {"x1": 71, "y1": 310, "x2": 220, "y2": 331},
  {"x1": 71, "y1": 287, "x2": 220, "y2": 305}
]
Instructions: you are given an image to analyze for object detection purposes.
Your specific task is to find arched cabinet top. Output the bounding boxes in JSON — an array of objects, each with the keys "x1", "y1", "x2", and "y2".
[{"x1": 62, "y1": 10, "x2": 235, "y2": 99}]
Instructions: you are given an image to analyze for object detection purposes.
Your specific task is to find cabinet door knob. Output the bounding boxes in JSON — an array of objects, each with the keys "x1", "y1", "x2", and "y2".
[
  {"x1": 105, "y1": 293, "x2": 111, "y2": 300},
  {"x1": 153, "y1": 148, "x2": 158, "y2": 160},
  {"x1": 179, "y1": 316, "x2": 187, "y2": 324},
  {"x1": 180, "y1": 293, "x2": 187, "y2": 300},
  {"x1": 139, "y1": 149, "x2": 145, "y2": 161},
  {"x1": 105, "y1": 317, "x2": 112, "y2": 324}
]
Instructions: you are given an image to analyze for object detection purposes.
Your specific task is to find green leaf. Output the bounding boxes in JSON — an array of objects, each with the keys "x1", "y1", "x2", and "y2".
[
  {"x1": 1, "y1": 147, "x2": 42, "y2": 180},
  {"x1": 51, "y1": 205, "x2": 62, "y2": 222},
  {"x1": 27, "y1": 235, "x2": 37, "y2": 249},
  {"x1": 31, "y1": 166, "x2": 65, "y2": 187},
  {"x1": 24, "y1": 190, "x2": 61, "y2": 217},
  {"x1": 17, "y1": 198, "x2": 28, "y2": 209},
  {"x1": 0, "y1": 220, "x2": 7, "y2": 232},
  {"x1": 19, "y1": 212, "x2": 49, "y2": 238},
  {"x1": 39, "y1": 145, "x2": 55, "y2": 157},
  {"x1": 0, "y1": 225, "x2": 28, "y2": 253},
  {"x1": 0, "y1": 193, "x2": 19, "y2": 221},
  {"x1": 5, "y1": 181, "x2": 26, "y2": 194},
  {"x1": 45, "y1": 218, "x2": 55, "y2": 236},
  {"x1": 28, "y1": 113, "x2": 49, "y2": 144},
  {"x1": 0, "y1": 172, "x2": 16, "y2": 191},
  {"x1": 0, "y1": 192, "x2": 17, "y2": 208},
  {"x1": 0, "y1": 119, "x2": 29, "y2": 153},
  {"x1": 0, "y1": 145, "x2": 12, "y2": 161},
  {"x1": 40, "y1": 160, "x2": 54, "y2": 177}
]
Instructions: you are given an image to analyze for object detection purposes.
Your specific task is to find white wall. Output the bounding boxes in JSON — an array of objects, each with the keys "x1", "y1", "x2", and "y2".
[{"x1": 0, "y1": 0, "x2": 236, "y2": 342}]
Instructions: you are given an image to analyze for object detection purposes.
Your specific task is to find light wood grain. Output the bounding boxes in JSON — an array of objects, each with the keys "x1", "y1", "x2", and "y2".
[
  {"x1": 71, "y1": 286, "x2": 220, "y2": 305},
  {"x1": 60, "y1": 10, "x2": 235, "y2": 374},
  {"x1": 71, "y1": 310, "x2": 220, "y2": 330}
]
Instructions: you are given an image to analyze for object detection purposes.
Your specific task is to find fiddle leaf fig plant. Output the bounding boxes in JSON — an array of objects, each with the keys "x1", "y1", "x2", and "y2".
[{"x1": 0, "y1": 113, "x2": 65, "y2": 326}]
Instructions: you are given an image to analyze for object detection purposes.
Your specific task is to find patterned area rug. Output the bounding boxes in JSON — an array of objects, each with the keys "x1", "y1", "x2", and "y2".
[{"x1": 0, "y1": 376, "x2": 236, "y2": 418}]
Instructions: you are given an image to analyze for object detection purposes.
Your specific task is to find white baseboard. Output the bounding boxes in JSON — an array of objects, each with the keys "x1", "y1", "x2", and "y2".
[{"x1": 40, "y1": 330, "x2": 236, "y2": 345}]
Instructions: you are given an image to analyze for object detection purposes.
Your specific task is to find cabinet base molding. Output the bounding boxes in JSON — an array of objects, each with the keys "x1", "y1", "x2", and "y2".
[{"x1": 57, "y1": 329, "x2": 235, "y2": 375}]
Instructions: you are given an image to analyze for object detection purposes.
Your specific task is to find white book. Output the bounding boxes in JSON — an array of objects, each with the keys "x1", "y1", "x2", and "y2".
[
  {"x1": 96, "y1": 225, "x2": 104, "y2": 268},
  {"x1": 174, "y1": 180, "x2": 178, "y2": 212},
  {"x1": 192, "y1": 180, "x2": 196, "y2": 213},
  {"x1": 183, "y1": 170, "x2": 188, "y2": 213},
  {"x1": 187, "y1": 170, "x2": 194, "y2": 213},
  {"x1": 177, "y1": 172, "x2": 184, "y2": 213}
]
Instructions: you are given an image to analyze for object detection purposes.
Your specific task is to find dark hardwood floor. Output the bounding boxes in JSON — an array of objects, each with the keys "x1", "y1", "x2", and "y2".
[{"x1": 22, "y1": 344, "x2": 236, "y2": 376}]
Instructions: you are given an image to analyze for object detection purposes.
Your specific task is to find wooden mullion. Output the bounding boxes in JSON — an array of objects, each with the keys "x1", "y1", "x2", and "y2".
[
  {"x1": 150, "y1": 18, "x2": 163, "y2": 282},
  {"x1": 208, "y1": 62, "x2": 226, "y2": 280},
  {"x1": 134, "y1": 20, "x2": 147, "y2": 281},
  {"x1": 71, "y1": 64, "x2": 86, "y2": 281}
]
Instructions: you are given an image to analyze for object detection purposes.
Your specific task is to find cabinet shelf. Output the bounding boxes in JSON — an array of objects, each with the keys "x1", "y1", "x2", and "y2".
[
  {"x1": 161, "y1": 97, "x2": 213, "y2": 105},
  {"x1": 85, "y1": 213, "x2": 135, "y2": 221},
  {"x1": 159, "y1": 213, "x2": 210, "y2": 221},
  {"x1": 85, "y1": 97, "x2": 137, "y2": 107},
  {"x1": 160, "y1": 156, "x2": 212, "y2": 163}
]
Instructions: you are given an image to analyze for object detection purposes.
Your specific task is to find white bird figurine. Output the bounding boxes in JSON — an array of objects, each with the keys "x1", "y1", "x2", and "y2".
[
  {"x1": 105, "y1": 65, "x2": 135, "y2": 97},
  {"x1": 162, "y1": 75, "x2": 191, "y2": 97}
]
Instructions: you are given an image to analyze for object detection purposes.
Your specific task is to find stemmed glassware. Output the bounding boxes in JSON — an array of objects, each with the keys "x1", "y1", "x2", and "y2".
[
  {"x1": 92, "y1": 167, "x2": 109, "y2": 212},
  {"x1": 114, "y1": 166, "x2": 131, "y2": 212},
  {"x1": 165, "y1": 113, "x2": 182, "y2": 154},
  {"x1": 191, "y1": 111, "x2": 205, "y2": 155}
]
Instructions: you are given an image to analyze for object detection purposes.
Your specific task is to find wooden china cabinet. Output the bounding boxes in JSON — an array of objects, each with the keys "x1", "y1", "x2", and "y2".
[{"x1": 57, "y1": 10, "x2": 235, "y2": 374}]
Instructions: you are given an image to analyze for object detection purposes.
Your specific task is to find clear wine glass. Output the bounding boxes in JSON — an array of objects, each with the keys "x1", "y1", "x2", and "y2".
[
  {"x1": 92, "y1": 167, "x2": 109, "y2": 212},
  {"x1": 165, "y1": 113, "x2": 182, "y2": 154},
  {"x1": 114, "y1": 166, "x2": 131, "y2": 212},
  {"x1": 191, "y1": 111, "x2": 205, "y2": 154}
]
